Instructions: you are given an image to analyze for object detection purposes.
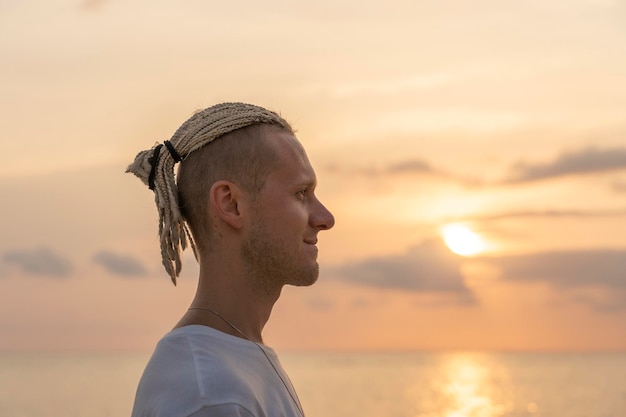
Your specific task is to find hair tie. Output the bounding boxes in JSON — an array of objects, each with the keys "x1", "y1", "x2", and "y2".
[
  {"x1": 148, "y1": 144, "x2": 163, "y2": 191},
  {"x1": 164, "y1": 140, "x2": 183, "y2": 163}
]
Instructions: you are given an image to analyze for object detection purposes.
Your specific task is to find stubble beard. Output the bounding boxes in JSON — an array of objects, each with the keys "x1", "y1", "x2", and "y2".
[{"x1": 241, "y1": 219, "x2": 319, "y2": 295}]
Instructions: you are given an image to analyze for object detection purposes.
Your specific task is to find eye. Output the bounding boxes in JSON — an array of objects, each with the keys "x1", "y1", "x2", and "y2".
[{"x1": 296, "y1": 188, "x2": 307, "y2": 199}]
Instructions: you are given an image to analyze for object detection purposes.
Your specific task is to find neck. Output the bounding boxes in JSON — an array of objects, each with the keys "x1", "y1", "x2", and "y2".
[{"x1": 174, "y1": 261, "x2": 282, "y2": 344}]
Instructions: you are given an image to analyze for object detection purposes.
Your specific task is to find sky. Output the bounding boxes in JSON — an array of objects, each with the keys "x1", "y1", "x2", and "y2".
[{"x1": 1, "y1": 0, "x2": 625, "y2": 352}]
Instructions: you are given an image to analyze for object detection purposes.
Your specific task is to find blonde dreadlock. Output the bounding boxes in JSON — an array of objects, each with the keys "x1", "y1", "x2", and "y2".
[{"x1": 126, "y1": 102, "x2": 292, "y2": 285}]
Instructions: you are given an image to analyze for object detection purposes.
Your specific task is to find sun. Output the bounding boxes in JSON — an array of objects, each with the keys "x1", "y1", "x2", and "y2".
[{"x1": 441, "y1": 223, "x2": 485, "y2": 256}]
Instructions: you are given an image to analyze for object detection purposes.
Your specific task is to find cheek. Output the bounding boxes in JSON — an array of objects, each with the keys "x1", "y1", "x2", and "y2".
[
  {"x1": 273, "y1": 206, "x2": 309, "y2": 231},
  {"x1": 261, "y1": 198, "x2": 309, "y2": 228}
]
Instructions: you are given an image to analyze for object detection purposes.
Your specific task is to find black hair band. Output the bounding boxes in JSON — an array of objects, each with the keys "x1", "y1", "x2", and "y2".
[
  {"x1": 148, "y1": 141, "x2": 184, "y2": 191},
  {"x1": 148, "y1": 144, "x2": 163, "y2": 191},
  {"x1": 164, "y1": 140, "x2": 183, "y2": 163}
]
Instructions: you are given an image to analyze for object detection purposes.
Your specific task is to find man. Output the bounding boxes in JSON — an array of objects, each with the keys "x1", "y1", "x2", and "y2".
[{"x1": 126, "y1": 102, "x2": 335, "y2": 417}]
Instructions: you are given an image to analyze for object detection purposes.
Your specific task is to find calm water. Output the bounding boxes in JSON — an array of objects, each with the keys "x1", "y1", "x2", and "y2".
[{"x1": 1, "y1": 351, "x2": 625, "y2": 417}]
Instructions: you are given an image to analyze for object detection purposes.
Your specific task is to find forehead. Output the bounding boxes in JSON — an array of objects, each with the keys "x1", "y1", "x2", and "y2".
[{"x1": 264, "y1": 127, "x2": 315, "y2": 183}]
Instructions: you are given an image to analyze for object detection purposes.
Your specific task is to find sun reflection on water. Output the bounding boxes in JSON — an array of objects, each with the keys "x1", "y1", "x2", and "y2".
[
  {"x1": 408, "y1": 353, "x2": 514, "y2": 417},
  {"x1": 441, "y1": 356, "x2": 504, "y2": 417}
]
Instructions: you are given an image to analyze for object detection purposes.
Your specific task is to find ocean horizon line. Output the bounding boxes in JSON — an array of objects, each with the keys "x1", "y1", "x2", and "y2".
[{"x1": 2, "y1": 347, "x2": 626, "y2": 355}]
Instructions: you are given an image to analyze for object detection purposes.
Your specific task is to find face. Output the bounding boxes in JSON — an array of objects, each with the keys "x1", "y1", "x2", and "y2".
[{"x1": 241, "y1": 129, "x2": 335, "y2": 292}]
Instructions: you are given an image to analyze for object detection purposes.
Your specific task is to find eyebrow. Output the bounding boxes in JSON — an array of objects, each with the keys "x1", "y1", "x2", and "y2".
[{"x1": 293, "y1": 178, "x2": 317, "y2": 190}]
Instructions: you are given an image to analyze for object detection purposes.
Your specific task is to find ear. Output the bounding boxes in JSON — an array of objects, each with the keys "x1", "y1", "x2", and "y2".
[{"x1": 209, "y1": 180, "x2": 245, "y2": 229}]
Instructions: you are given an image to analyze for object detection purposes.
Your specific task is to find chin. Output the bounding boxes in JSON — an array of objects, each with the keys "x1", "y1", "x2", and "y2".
[
  {"x1": 290, "y1": 276, "x2": 319, "y2": 287},
  {"x1": 289, "y1": 264, "x2": 319, "y2": 287}
]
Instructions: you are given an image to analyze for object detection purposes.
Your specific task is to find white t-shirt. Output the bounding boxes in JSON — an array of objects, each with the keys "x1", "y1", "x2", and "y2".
[{"x1": 131, "y1": 325, "x2": 303, "y2": 417}]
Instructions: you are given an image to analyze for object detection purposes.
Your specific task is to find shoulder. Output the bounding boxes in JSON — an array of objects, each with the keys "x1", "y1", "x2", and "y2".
[
  {"x1": 179, "y1": 326, "x2": 277, "y2": 400},
  {"x1": 132, "y1": 326, "x2": 272, "y2": 416}
]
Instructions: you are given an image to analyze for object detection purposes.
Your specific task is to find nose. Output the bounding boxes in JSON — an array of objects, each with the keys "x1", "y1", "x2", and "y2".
[{"x1": 310, "y1": 198, "x2": 335, "y2": 231}]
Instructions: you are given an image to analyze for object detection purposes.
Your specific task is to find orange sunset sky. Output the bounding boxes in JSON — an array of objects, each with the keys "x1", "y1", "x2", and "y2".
[{"x1": 1, "y1": 0, "x2": 625, "y2": 352}]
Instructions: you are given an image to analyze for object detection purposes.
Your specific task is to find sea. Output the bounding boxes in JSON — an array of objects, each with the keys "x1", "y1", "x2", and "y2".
[{"x1": 1, "y1": 350, "x2": 625, "y2": 417}]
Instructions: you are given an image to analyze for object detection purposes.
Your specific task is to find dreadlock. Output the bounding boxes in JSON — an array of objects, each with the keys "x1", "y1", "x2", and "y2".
[{"x1": 126, "y1": 102, "x2": 293, "y2": 285}]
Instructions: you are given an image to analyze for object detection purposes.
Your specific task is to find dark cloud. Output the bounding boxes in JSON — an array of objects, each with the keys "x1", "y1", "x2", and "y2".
[
  {"x1": 571, "y1": 291, "x2": 626, "y2": 313},
  {"x1": 1, "y1": 248, "x2": 73, "y2": 278},
  {"x1": 331, "y1": 239, "x2": 474, "y2": 303},
  {"x1": 484, "y1": 249, "x2": 626, "y2": 311},
  {"x1": 506, "y1": 146, "x2": 626, "y2": 183},
  {"x1": 93, "y1": 251, "x2": 148, "y2": 277},
  {"x1": 486, "y1": 249, "x2": 626, "y2": 288},
  {"x1": 331, "y1": 240, "x2": 626, "y2": 311}
]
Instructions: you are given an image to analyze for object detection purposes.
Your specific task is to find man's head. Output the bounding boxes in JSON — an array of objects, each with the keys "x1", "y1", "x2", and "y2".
[
  {"x1": 126, "y1": 103, "x2": 294, "y2": 284},
  {"x1": 179, "y1": 124, "x2": 335, "y2": 293}
]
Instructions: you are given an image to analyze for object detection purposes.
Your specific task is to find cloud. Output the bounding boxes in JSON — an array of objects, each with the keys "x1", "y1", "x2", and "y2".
[
  {"x1": 1, "y1": 247, "x2": 73, "y2": 278},
  {"x1": 326, "y1": 158, "x2": 436, "y2": 177},
  {"x1": 331, "y1": 239, "x2": 475, "y2": 303},
  {"x1": 331, "y1": 242, "x2": 626, "y2": 311},
  {"x1": 93, "y1": 250, "x2": 148, "y2": 277},
  {"x1": 572, "y1": 291, "x2": 626, "y2": 313},
  {"x1": 326, "y1": 158, "x2": 481, "y2": 186},
  {"x1": 385, "y1": 159, "x2": 434, "y2": 175},
  {"x1": 326, "y1": 146, "x2": 626, "y2": 188},
  {"x1": 485, "y1": 248, "x2": 626, "y2": 311},
  {"x1": 454, "y1": 208, "x2": 626, "y2": 222},
  {"x1": 506, "y1": 146, "x2": 626, "y2": 183},
  {"x1": 487, "y1": 249, "x2": 626, "y2": 288}
]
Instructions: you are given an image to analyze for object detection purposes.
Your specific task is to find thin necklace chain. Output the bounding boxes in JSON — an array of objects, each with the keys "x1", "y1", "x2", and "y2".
[{"x1": 188, "y1": 307, "x2": 305, "y2": 417}]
